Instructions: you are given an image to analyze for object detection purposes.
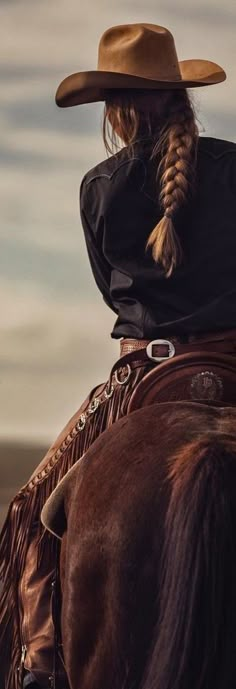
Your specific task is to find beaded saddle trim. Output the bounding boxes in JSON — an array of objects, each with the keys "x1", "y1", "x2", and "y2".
[{"x1": 24, "y1": 365, "x2": 132, "y2": 493}]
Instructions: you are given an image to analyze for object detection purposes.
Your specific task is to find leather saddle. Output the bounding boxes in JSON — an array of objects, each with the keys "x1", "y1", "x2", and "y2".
[{"x1": 127, "y1": 351, "x2": 236, "y2": 413}]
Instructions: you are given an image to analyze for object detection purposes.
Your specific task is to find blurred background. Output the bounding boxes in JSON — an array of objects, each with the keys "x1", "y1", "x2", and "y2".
[{"x1": 1, "y1": 0, "x2": 236, "y2": 523}]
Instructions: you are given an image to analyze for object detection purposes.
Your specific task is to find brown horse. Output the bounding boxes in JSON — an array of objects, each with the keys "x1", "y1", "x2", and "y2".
[{"x1": 42, "y1": 400, "x2": 236, "y2": 689}]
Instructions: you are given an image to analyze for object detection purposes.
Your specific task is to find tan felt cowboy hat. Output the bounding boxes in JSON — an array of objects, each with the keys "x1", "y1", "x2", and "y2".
[{"x1": 55, "y1": 23, "x2": 226, "y2": 108}]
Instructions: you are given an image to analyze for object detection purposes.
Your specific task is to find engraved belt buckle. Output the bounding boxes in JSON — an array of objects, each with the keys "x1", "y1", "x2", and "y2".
[{"x1": 146, "y1": 339, "x2": 176, "y2": 362}]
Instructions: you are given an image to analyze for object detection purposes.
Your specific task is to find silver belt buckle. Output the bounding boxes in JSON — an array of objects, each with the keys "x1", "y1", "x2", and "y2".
[{"x1": 146, "y1": 339, "x2": 176, "y2": 362}]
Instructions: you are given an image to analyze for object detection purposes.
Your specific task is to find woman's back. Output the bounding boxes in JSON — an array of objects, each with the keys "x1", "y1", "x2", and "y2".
[{"x1": 81, "y1": 135, "x2": 236, "y2": 339}]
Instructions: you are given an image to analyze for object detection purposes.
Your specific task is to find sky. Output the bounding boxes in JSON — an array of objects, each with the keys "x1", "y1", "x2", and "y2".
[{"x1": 1, "y1": 0, "x2": 236, "y2": 445}]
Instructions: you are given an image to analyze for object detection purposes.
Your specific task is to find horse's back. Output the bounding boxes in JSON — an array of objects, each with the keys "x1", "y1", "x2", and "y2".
[{"x1": 56, "y1": 401, "x2": 236, "y2": 689}]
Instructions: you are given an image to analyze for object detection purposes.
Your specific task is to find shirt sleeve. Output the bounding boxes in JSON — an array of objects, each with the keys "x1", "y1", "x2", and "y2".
[{"x1": 79, "y1": 176, "x2": 118, "y2": 314}]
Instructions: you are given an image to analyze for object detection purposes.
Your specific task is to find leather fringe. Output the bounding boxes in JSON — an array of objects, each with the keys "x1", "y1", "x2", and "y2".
[{"x1": 0, "y1": 364, "x2": 149, "y2": 689}]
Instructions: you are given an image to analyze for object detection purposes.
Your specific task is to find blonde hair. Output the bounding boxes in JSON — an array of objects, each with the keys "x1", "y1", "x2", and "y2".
[{"x1": 103, "y1": 89, "x2": 199, "y2": 277}]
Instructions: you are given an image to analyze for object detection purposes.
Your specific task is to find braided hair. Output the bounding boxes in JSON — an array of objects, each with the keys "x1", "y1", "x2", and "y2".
[
  {"x1": 103, "y1": 89, "x2": 199, "y2": 277},
  {"x1": 146, "y1": 91, "x2": 198, "y2": 276}
]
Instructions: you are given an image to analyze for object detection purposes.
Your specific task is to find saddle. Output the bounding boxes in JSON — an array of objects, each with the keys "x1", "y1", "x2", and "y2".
[{"x1": 127, "y1": 351, "x2": 236, "y2": 413}]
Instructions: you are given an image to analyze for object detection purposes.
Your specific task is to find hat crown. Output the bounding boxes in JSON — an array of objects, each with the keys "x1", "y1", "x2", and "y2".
[
  {"x1": 55, "y1": 22, "x2": 226, "y2": 108},
  {"x1": 98, "y1": 23, "x2": 181, "y2": 81}
]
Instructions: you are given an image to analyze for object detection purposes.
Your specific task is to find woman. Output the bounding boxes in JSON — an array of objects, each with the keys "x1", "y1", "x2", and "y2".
[{"x1": 0, "y1": 21, "x2": 235, "y2": 689}]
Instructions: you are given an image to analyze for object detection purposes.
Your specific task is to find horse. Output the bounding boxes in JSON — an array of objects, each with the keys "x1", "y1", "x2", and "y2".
[{"x1": 42, "y1": 397, "x2": 236, "y2": 689}]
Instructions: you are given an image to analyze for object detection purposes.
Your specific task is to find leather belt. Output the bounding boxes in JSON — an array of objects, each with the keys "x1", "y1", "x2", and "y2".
[
  {"x1": 120, "y1": 329, "x2": 236, "y2": 360},
  {"x1": 106, "y1": 329, "x2": 236, "y2": 385}
]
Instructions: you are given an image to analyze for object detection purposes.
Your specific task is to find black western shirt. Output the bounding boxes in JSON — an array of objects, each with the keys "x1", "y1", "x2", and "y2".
[{"x1": 80, "y1": 136, "x2": 236, "y2": 340}]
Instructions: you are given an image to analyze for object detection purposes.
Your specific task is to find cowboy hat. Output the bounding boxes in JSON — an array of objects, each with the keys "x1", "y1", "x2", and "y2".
[{"x1": 55, "y1": 23, "x2": 226, "y2": 108}]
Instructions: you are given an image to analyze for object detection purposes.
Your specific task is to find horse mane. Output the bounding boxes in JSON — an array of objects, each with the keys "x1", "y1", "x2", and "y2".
[{"x1": 143, "y1": 430, "x2": 236, "y2": 689}]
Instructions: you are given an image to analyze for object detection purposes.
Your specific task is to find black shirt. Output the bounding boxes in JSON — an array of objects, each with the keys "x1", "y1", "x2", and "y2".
[{"x1": 80, "y1": 135, "x2": 236, "y2": 340}]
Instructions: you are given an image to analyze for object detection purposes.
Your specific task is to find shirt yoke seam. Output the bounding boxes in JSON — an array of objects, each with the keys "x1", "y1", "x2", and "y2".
[
  {"x1": 85, "y1": 156, "x2": 147, "y2": 187},
  {"x1": 199, "y1": 148, "x2": 236, "y2": 160}
]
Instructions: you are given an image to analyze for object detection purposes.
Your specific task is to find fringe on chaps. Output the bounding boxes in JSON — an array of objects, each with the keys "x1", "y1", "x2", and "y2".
[{"x1": 0, "y1": 363, "x2": 149, "y2": 689}]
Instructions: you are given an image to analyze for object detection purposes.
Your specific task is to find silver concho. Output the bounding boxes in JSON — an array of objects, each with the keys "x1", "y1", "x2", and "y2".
[
  {"x1": 190, "y1": 371, "x2": 223, "y2": 401},
  {"x1": 104, "y1": 383, "x2": 114, "y2": 399},
  {"x1": 88, "y1": 397, "x2": 101, "y2": 414},
  {"x1": 114, "y1": 364, "x2": 131, "y2": 385},
  {"x1": 76, "y1": 413, "x2": 86, "y2": 431}
]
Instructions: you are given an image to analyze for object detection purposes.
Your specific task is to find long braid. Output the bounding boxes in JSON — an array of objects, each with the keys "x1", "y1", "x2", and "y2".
[
  {"x1": 146, "y1": 91, "x2": 199, "y2": 276},
  {"x1": 103, "y1": 88, "x2": 199, "y2": 277}
]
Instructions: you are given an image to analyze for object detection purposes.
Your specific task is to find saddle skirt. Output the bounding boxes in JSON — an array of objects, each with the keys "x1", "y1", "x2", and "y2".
[
  {"x1": 127, "y1": 351, "x2": 236, "y2": 412},
  {"x1": 42, "y1": 350, "x2": 236, "y2": 540}
]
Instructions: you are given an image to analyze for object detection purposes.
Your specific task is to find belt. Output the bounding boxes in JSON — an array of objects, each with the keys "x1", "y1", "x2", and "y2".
[
  {"x1": 121, "y1": 329, "x2": 236, "y2": 358},
  {"x1": 107, "y1": 329, "x2": 236, "y2": 384}
]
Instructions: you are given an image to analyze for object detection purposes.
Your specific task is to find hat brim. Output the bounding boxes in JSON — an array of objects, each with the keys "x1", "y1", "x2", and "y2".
[{"x1": 55, "y1": 59, "x2": 226, "y2": 108}]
